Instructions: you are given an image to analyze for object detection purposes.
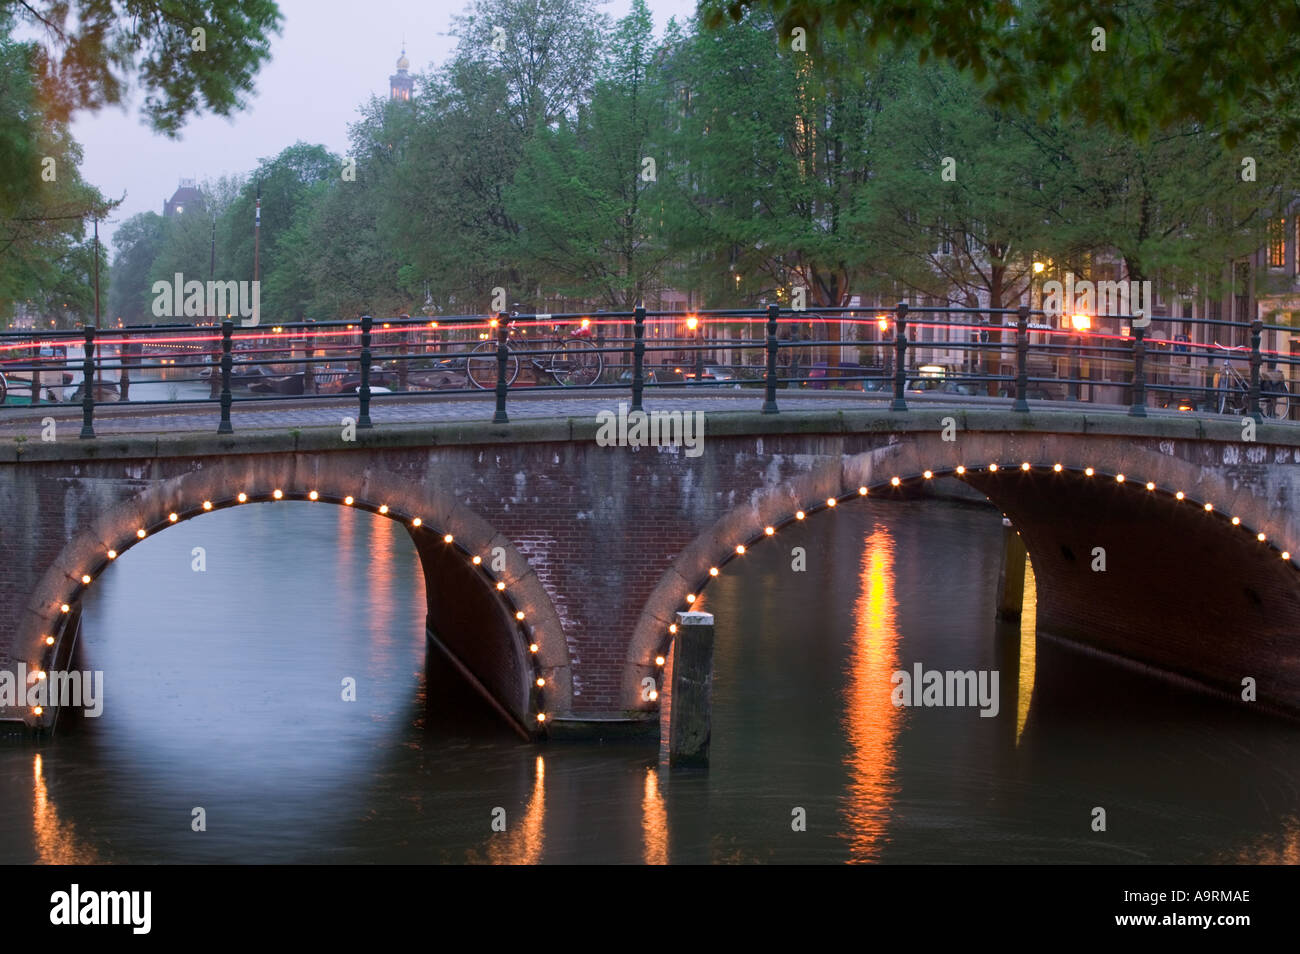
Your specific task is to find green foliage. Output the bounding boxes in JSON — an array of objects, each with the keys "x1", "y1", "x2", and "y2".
[
  {"x1": 701, "y1": 0, "x2": 1300, "y2": 147},
  {"x1": 13, "y1": 0, "x2": 283, "y2": 137}
]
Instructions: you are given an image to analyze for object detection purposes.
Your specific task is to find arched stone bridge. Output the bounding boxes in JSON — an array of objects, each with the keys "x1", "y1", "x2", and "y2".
[{"x1": 3, "y1": 405, "x2": 1300, "y2": 735}]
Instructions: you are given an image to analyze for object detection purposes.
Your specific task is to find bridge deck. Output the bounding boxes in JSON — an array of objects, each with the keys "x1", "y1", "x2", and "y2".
[{"x1": 0, "y1": 388, "x2": 1238, "y2": 440}]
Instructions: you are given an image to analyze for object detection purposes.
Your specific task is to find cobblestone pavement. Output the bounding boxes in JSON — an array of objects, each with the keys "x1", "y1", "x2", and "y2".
[{"x1": 0, "y1": 389, "x2": 904, "y2": 437}]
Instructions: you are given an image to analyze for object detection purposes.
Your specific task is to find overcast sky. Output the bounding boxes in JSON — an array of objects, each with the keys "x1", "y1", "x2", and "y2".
[{"x1": 72, "y1": 0, "x2": 700, "y2": 249}]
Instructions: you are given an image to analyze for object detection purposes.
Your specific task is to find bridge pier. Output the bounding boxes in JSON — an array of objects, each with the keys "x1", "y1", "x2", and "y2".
[
  {"x1": 669, "y1": 611, "x2": 715, "y2": 768},
  {"x1": 996, "y1": 518, "x2": 1028, "y2": 621}
]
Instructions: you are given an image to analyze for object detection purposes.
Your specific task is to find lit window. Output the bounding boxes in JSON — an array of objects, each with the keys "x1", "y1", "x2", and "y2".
[{"x1": 1269, "y1": 218, "x2": 1285, "y2": 268}]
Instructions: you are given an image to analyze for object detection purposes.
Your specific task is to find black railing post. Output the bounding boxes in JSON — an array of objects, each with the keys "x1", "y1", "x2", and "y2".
[
  {"x1": 1013, "y1": 305, "x2": 1030, "y2": 412},
  {"x1": 890, "y1": 302, "x2": 908, "y2": 411},
  {"x1": 218, "y1": 319, "x2": 234, "y2": 434},
  {"x1": 762, "y1": 304, "x2": 780, "y2": 414},
  {"x1": 493, "y1": 312, "x2": 510, "y2": 424},
  {"x1": 631, "y1": 305, "x2": 646, "y2": 413},
  {"x1": 1130, "y1": 321, "x2": 1148, "y2": 417},
  {"x1": 1248, "y1": 318, "x2": 1263, "y2": 423},
  {"x1": 358, "y1": 314, "x2": 374, "y2": 429},
  {"x1": 30, "y1": 346, "x2": 40, "y2": 407},
  {"x1": 79, "y1": 324, "x2": 95, "y2": 439}
]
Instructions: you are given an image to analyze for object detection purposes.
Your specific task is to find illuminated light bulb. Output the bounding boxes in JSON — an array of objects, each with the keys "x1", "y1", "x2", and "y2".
[
  {"x1": 529, "y1": 643, "x2": 539, "y2": 653},
  {"x1": 1204, "y1": 503, "x2": 1213, "y2": 512},
  {"x1": 826, "y1": 497, "x2": 837, "y2": 508},
  {"x1": 1021, "y1": 462, "x2": 1031, "y2": 471},
  {"x1": 536, "y1": 677, "x2": 546, "y2": 687},
  {"x1": 735, "y1": 545, "x2": 746, "y2": 554},
  {"x1": 988, "y1": 463, "x2": 999, "y2": 472},
  {"x1": 924, "y1": 471, "x2": 933, "y2": 479},
  {"x1": 1146, "y1": 482, "x2": 1155, "y2": 491},
  {"x1": 891, "y1": 477, "x2": 901, "y2": 487},
  {"x1": 32, "y1": 706, "x2": 42, "y2": 716},
  {"x1": 379, "y1": 505, "x2": 389, "y2": 514},
  {"x1": 1258, "y1": 532, "x2": 1266, "y2": 541},
  {"x1": 344, "y1": 496, "x2": 354, "y2": 506},
  {"x1": 1053, "y1": 463, "x2": 1063, "y2": 472},
  {"x1": 44, "y1": 636, "x2": 54, "y2": 646},
  {"x1": 411, "y1": 517, "x2": 422, "y2": 527},
  {"x1": 1176, "y1": 491, "x2": 1185, "y2": 500},
  {"x1": 136, "y1": 529, "x2": 146, "y2": 539},
  {"x1": 80, "y1": 575, "x2": 91, "y2": 585},
  {"x1": 237, "y1": 493, "x2": 247, "y2": 503},
  {"x1": 1284, "y1": 552, "x2": 1292, "y2": 561},
  {"x1": 203, "y1": 500, "x2": 213, "y2": 510},
  {"x1": 1115, "y1": 474, "x2": 1125, "y2": 483},
  {"x1": 443, "y1": 533, "x2": 453, "y2": 543},
  {"x1": 536, "y1": 713, "x2": 546, "y2": 723},
  {"x1": 1084, "y1": 467, "x2": 1094, "y2": 477},
  {"x1": 709, "y1": 567, "x2": 719, "y2": 576},
  {"x1": 515, "y1": 611, "x2": 525, "y2": 621},
  {"x1": 764, "y1": 526, "x2": 775, "y2": 535},
  {"x1": 956, "y1": 465, "x2": 966, "y2": 475},
  {"x1": 858, "y1": 486, "x2": 868, "y2": 495},
  {"x1": 496, "y1": 581, "x2": 506, "y2": 591},
  {"x1": 796, "y1": 510, "x2": 806, "y2": 520},
  {"x1": 686, "y1": 594, "x2": 696, "y2": 603},
  {"x1": 1231, "y1": 516, "x2": 1240, "y2": 525},
  {"x1": 273, "y1": 489, "x2": 283, "y2": 500},
  {"x1": 309, "y1": 491, "x2": 319, "y2": 501},
  {"x1": 655, "y1": 655, "x2": 666, "y2": 666},
  {"x1": 169, "y1": 512, "x2": 178, "y2": 522},
  {"x1": 59, "y1": 604, "x2": 69, "y2": 613},
  {"x1": 649, "y1": 690, "x2": 659, "y2": 701},
  {"x1": 472, "y1": 555, "x2": 482, "y2": 565},
  {"x1": 669, "y1": 623, "x2": 678, "y2": 634},
  {"x1": 107, "y1": 550, "x2": 116, "y2": 559}
]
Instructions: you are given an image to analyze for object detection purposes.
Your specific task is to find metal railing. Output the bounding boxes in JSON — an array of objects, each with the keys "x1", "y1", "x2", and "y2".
[{"x1": 1, "y1": 304, "x2": 1296, "y2": 435}]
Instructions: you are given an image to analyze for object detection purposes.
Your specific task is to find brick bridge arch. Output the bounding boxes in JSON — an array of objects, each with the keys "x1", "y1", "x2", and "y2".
[
  {"x1": 12, "y1": 456, "x2": 571, "y2": 734},
  {"x1": 627, "y1": 431, "x2": 1300, "y2": 719}
]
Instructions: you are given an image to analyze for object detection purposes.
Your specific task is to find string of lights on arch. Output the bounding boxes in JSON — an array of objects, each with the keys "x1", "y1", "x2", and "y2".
[
  {"x1": 648, "y1": 460, "x2": 1296, "y2": 708},
  {"x1": 32, "y1": 492, "x2": 550, "y2": 730}
]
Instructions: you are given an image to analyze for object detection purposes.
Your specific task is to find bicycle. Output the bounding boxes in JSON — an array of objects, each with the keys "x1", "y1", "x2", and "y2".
[
  {"x1": 1212, "y1": 343, "x2": 1290, "y2": 418},
  {"x1": 466, "y1": 316, "x2": 603, "y2": 389}
]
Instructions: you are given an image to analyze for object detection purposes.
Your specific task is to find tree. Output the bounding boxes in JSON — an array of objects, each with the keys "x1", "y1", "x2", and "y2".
[
  {"x1": 506, "y1": 0, "x2": 671, "y2": 308},
  {"x1": 0, "y1": 11, "x2": 111, "y2": 325},
  {"x1": 702, "y1": 0, "x2": 1300, "y2": 146},
  {"x1": 108, "y1": 212, "x2": 165, "y2": 323},
  {"x1": 659, "y1": 11, "x2": 884, "y2": 309},
  {"x1": 9, "y1": 0, "x2": 282, "y2": 136}
]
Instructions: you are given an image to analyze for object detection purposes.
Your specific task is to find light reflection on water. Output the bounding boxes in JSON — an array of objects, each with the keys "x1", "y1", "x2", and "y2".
[{"x1": 2, "y1": 497, "x2": 1299, "y2": 864}]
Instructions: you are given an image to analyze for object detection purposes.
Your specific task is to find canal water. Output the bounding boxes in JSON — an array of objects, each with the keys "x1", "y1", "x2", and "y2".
[{"x1": 2, "y1": 497, "x2": 1298, "y2": 864}]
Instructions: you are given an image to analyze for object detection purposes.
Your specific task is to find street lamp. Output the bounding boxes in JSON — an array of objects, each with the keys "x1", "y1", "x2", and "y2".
[
  {"x1": 1069, "y1": 313, "x2": 1091, "y2": 401},
  {"x1": 686, "y1": 314, "x2": 702, "y2": 382}
]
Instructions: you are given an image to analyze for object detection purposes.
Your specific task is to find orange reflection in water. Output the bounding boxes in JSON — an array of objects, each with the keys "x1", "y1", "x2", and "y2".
[
  {"x1": 32, "y1": 754, "x2": 99, "y2": 865},
  {"x1": 469, "y1": 755, "x2": 546, "y2": 864},
  {"x1": 642, "y1": 765, "x2": 668, "y2": 865},
  {"x1": 1016, "y1": 560, "x2": 1037, "y2": 746},
  {"x1": 841, "y1": 525, "x2": 902, "y2": 862}
]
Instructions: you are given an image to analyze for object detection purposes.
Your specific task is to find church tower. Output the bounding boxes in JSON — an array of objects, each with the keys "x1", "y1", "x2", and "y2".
[{"x1": 390, "y1": 47, "x2": 413, "y2": 101}]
